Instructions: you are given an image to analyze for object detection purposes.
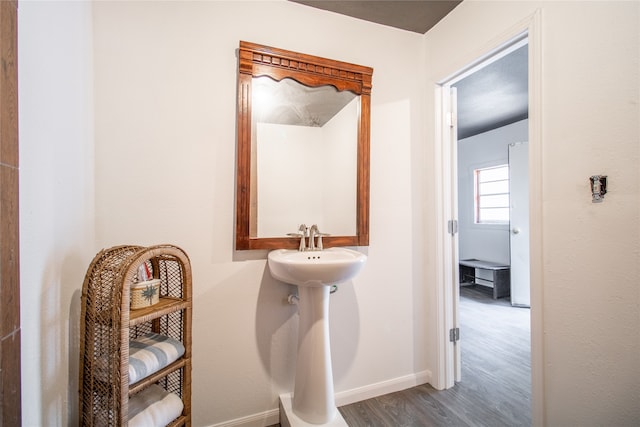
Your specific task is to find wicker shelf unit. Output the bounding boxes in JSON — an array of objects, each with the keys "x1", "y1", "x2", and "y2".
[{"x1": 79, "y1": 244, "x2": 192, "y2": 426}]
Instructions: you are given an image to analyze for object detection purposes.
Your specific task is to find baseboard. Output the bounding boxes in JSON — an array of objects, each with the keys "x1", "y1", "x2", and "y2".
[
  {"x1": 335, "y1": 370, "x2": 432, "y2": 407},
  {"x1": 208, "y1": 370, "x2": 431, "y2": 427},
  {"x1": 207, "y1": 408, "x2": 280, "y2": 427}
]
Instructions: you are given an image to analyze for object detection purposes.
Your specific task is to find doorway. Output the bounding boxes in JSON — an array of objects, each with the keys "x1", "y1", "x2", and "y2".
[
  {"x1": 442, "y1": 34, "x2": 531, "y2": 385},
  {"x1": 438, "y1": 28, "x2": 535, "y2": 373},
  {"x1": 450, "y1": 41, "x2": 532, "y2": 421},
  {"x1": 434, "y1": 11, "x2": 543, "y2": 423}
]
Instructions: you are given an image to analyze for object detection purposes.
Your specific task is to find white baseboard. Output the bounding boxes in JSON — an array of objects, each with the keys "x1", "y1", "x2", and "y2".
[
  {"x1": 334, "y1": 370, "x2": 432, "y2": 407},
  {"x1": 206, "y1": 370, "x2": 432, "y2": 427},
  {"x1": 207, "y1": 408, "x2": 280, "y2": 427}
]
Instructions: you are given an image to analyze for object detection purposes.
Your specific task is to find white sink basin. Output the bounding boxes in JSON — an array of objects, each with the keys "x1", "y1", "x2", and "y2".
[{"x1": 268, "y1": 247, "x2": 366, "y2": 286}]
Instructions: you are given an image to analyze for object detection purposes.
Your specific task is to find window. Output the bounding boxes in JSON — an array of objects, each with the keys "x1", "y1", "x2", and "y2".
[{"x1": 475, "y1": 165, "x2": 509, "y2": 224}]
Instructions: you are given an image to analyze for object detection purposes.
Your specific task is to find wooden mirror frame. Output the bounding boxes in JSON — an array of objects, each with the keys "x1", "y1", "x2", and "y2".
[{"x1": 236, "y1": 41, "x2": 373, "y2": 250}]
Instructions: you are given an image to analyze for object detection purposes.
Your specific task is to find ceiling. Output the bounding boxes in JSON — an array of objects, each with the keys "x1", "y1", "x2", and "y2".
[
  {"x1": 289, "y1": 0, "x2": 529, "y2": 139},
  {"x1": 290, "y1": 1, "x2": 462, "y2": 34},
  {"x1": 454, "y1": 45, "x2": 528, "y2": 139}
]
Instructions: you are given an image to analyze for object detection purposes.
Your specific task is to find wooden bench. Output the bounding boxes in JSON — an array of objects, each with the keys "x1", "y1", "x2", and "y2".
[{"x1": 459, "y1": 259, "x2": 510, "y2": 299}]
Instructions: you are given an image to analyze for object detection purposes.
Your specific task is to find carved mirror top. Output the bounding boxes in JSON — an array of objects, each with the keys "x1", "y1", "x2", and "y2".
[
  {"x1": 236, "y1": 41, "x2": 373, "y2": 250},
  {"x1": 238, "y1": 41, "x2": 372, "y2": 95}
]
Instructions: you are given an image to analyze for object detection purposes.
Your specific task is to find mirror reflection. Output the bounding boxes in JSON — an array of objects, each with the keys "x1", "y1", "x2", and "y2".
[{"x1": 252, "y1": 77, "x2": 359, "y2": 238}]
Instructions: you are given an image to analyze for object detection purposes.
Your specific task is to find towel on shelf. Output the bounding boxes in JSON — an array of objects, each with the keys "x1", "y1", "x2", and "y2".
[
  {"x1": 128, "y1": 384, "x2": 183, "y2": 427},
  {"x1": 129, "y1": 333, "x2": 185, "y2": 384}
]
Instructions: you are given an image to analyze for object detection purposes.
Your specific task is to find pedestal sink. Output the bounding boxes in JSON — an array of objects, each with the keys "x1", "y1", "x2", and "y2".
[{"x1": 268, "y1": 247, "x2": 366, "y2": 425}]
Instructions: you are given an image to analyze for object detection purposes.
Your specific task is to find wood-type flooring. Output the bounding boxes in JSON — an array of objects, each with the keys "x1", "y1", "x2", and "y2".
[{"x1": 272, "y1": 285, "x2": 531, "y2": 426}]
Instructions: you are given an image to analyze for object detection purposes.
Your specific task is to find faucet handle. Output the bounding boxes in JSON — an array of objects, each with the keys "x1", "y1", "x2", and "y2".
[
  {"x1": 316, "y1": 232, "x2": 330, "y2": 250},
  {"x1": 288, "y1": 229, "x2": 306, "y2": 251},
  {"x1": 308, "y1": 225, "x2": 319, "y2": 251}
]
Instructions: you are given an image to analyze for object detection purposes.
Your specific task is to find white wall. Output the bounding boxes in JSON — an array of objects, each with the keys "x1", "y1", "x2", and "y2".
[
  {"x1": 18, "y1": 1, "x2": 95, "y2": 425},
  {"x1": 92, "y1": 1, "x2": 426, "y2": 426},
  {"x1": 424, "y1": 1, "x2": 639, "y2": 425},
  {"x1": 19, "y1": 1, "x2": 639, "y2": 426},
  {"x1": 257, "y1": 123, "x2": 324, "y2": 237},
  {"x1": 457, "y1": 119, "x2": 528, "y2": 265}
]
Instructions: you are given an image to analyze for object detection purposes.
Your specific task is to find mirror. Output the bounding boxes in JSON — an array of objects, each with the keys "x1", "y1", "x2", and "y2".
[
  {"x1": 253, "y1": 76, "x2": 359, "y2": 238},
  {"x1": 236, "y1": 41, "x2": 373, "y2": 250}
]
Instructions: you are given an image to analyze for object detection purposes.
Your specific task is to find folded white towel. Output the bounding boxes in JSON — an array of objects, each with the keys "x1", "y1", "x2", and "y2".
[
  {"x1": 129, "y1": 333, "x2": 185, "y2": 385},
  {"x1": 128, "y1": 385, "x2": 183, "y2": 427}
]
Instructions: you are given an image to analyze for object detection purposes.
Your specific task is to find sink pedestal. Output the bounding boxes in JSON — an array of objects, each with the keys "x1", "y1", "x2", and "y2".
[
  {"x1": 280, "y1": 284, "x2": 347, "y2": 426},
  {"x1": 295, "y1": 285, "x2": 334, "y2": 423}
]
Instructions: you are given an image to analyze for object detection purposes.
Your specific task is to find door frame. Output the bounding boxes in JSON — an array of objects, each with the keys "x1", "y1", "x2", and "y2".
[{"x1": 433, "y1": 9, "x2": 544, "y2": 425}]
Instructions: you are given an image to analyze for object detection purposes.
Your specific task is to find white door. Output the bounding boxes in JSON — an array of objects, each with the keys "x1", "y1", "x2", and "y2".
[
  {"x1": 440, "y1": 84, "x2": 461, "y2": 388},
  {"x1": 508, "y1": 142, "x2": 530, "y2": 307},
  {"x1": 450, "y1": 87, "x2": 461, "y2": 383}
]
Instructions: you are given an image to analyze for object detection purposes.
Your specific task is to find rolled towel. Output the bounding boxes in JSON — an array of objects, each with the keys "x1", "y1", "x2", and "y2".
[
  {"x1": 128, "y1": 384, "x2": 183, "y2": 427},
  {"x1": 129, "y1": 333, "x2": 185, "y2": 384}
]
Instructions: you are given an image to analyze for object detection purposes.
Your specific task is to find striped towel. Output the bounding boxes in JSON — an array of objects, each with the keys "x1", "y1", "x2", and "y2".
[
  {"x1": 129, "y1": 384, "x2": 183, "y2": 427},
  {"x1": 129, "y1": 333, "x2": 185, "y2": 384}
]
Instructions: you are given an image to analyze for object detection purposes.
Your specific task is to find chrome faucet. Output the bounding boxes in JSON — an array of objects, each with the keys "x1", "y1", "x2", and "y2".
[
  {"x1": 287, "y1": 224, "x2": 308, "y2": 251},
  {"x1": 309, "y1": 225, "x2": 330, "y2": 251},
  {"x1": 288, "y1": 224, "x2": 329, "y2": 251},
  {"x1": 309, "y1": 224, "x2": 319, "y2": 251}
]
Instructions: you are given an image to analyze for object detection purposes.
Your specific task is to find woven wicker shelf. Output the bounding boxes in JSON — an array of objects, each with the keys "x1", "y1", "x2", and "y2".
[
  {"x1": 130, "y1": 297, "x2": 190, "y2": 326},
  {"x1": 167, "y1": 417, "x2": 187, "y2": 427},
  {"x1": 79, "y1": 244, "x2": 192, "y2": 426},
  {"x1": 129, "y1": 358, "x2": 188, "y2": 395}
]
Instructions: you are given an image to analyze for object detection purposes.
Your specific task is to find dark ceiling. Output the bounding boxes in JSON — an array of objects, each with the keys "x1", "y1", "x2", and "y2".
[
  {"x1": 454, "y1": 44, "x2": 528, "y2": 139},
  {"x1": 289, "y1": 0, "x2": 529, "y2": 139},
  {"x1": 291, "y1": 1, "x2": 462, "y2": 33}
]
